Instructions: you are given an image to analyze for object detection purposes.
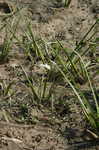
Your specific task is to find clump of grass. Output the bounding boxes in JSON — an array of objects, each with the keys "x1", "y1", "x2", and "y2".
[
  {"x1": 0, "y1": 79, "x2": 15, "y2": 122},
  {"x1": 0, "y1": 7, "x2": 98, "y2": 135},
  {"x1": 49, "y1": 19, "x2": 99, "y2": 134},
  {"x1": 0, "y1": 31, "x2": 12, "y2": 63},
  {"x1": 21, "y1": 24, "x2": 46, "y2": 64},
  {"x1": 19, "y1": 18, "x2": 99, "y2": 130},
  {"x1": 21, "y1": 65, "x2": 56, "y2": 107},
  {"x1": 0, "y1": 15, "x2": 21, "y2": 63}
]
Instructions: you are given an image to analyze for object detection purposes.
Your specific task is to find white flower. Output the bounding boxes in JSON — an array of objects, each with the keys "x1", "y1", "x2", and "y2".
[{"x1": 39, "y1": 64, "x2": 51, "y2": 70}]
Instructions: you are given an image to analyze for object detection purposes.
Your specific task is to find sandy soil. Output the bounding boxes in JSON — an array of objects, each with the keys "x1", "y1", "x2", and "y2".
[{"x1": 0, "y1": 0, "x2": 99, "y2": 150}]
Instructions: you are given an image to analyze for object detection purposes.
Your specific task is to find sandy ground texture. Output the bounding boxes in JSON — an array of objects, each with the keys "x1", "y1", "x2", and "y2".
[{"x1": 0, "y1": 0, "x2": 99, "y2": 150}]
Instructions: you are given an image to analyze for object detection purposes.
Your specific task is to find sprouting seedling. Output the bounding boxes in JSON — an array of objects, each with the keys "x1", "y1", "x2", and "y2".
[{"x1": 0, "y1": 80, "x2": 15, "y2": 99}]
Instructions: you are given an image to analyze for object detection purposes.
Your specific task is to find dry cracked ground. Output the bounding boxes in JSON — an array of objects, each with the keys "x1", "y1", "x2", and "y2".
[{"x1": 0, "y1": 0, "x2": 99, "y2": 150}]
